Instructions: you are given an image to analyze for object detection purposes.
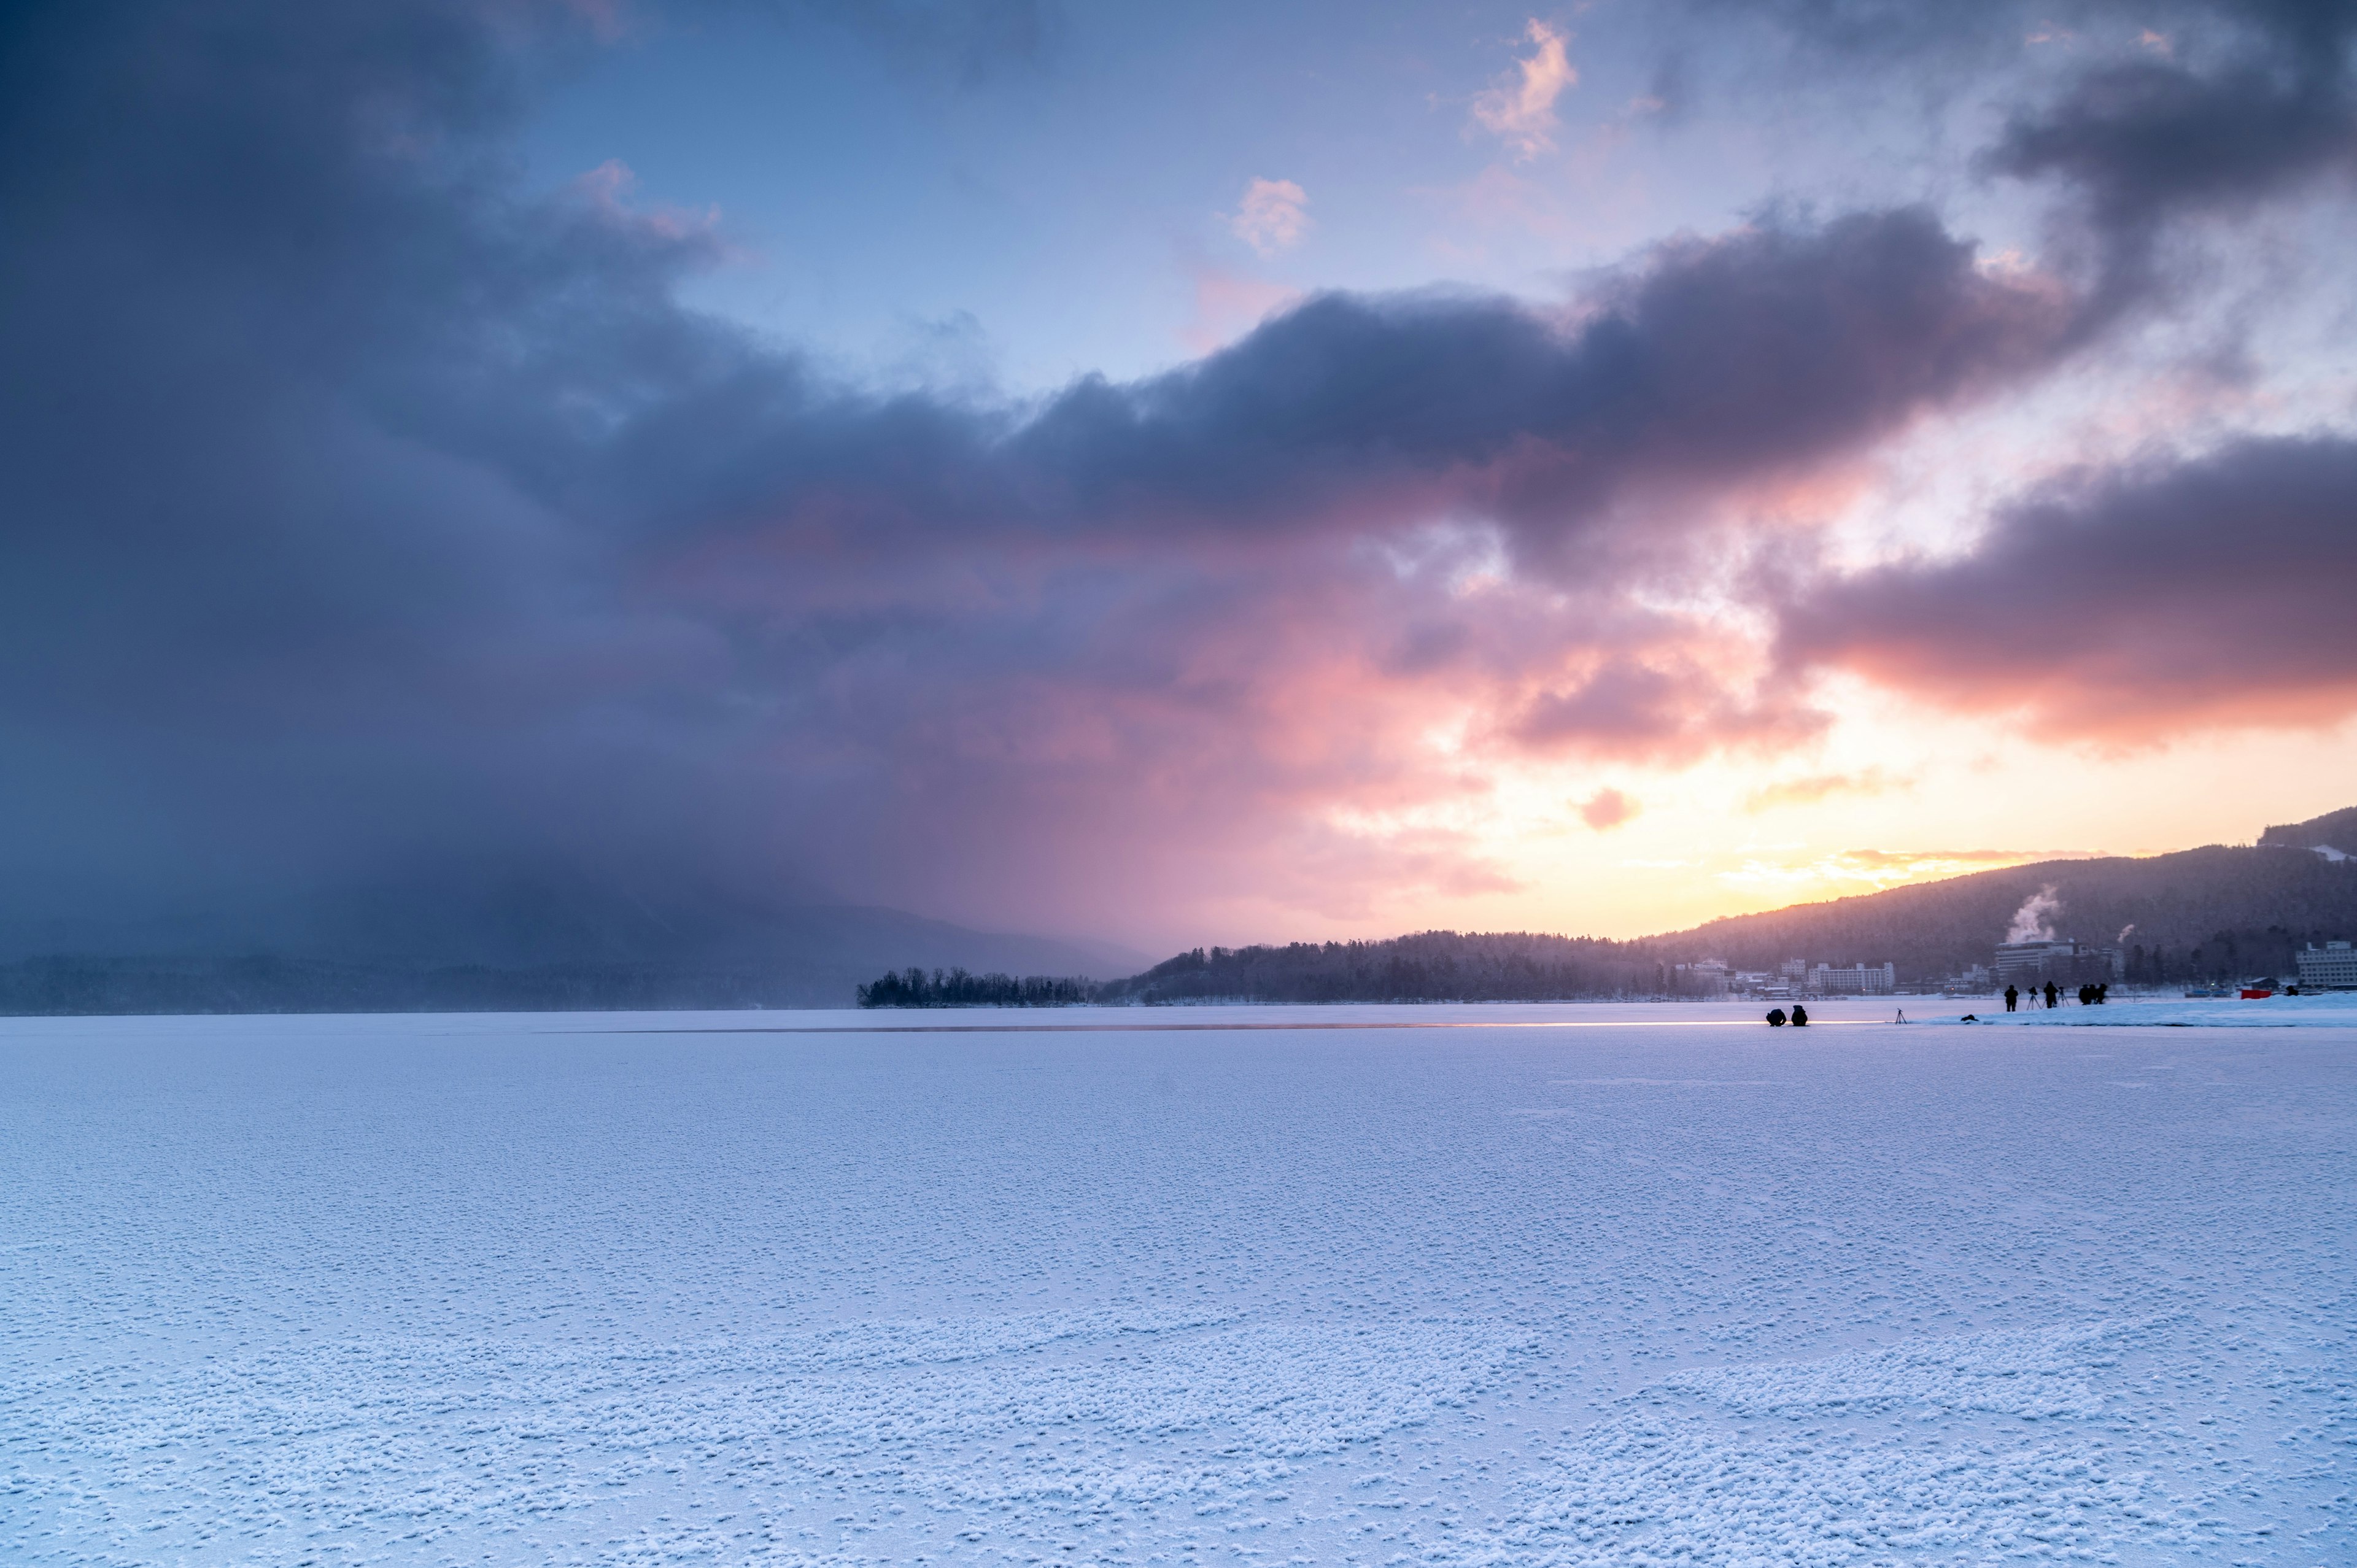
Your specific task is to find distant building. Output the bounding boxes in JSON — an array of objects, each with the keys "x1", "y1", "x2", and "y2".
[
  {"x1": 1995, "y1": 940, "x2": 2071, "y2": 982},
  {"x1": 1674, "y1": 960, "x2": 1730, "y2": 997},
  {"x1": 2297, "y1": 941, "x2": 2357, "y2": 990},
  {"x1": 1809, "y1": 962, "x2": 1895, "y2": 995},
  {"x1": 1995, "y1": 939, "x2": 2123, "y2": 986},
  {"x1": 1779, "y1": 958, "x2": 1808, "y2": 982}
]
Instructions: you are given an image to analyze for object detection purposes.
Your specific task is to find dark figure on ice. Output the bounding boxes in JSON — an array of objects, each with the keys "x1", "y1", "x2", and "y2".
[
  {"x1": 2005, "y1": 984, "x2": 2019, "y2": 1011},
  {"x1": 2044, "y1": 981, "x2": 2059, "y2": 1009},
  {"x1": 1766, "y1": 1008, "x2": 1787, "y2": 1027},
  {"x1": 2077, "y1": 984, "x2": 2093, "y2": 1006},
  {"x1": 2096, "y1": 983, "x2": 2109, "y2": 1004},
  {"x1": 1790, "y1": 1003, "x2": 1809, "y2": 1027}
]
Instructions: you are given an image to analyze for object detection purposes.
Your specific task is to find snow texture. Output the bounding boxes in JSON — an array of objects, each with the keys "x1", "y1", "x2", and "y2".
[
  {"x1": 1973, "y1": 992, "x2": 2357, "y2": 1028},
  {"x1": 2, "y1": 1003, "x2": 2350, "y2": 1565}
]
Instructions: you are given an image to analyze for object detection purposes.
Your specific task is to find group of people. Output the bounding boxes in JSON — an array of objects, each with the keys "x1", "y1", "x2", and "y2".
[
  {"x1": 1770, "y1": 979, "x2": 2115, "y2": 1026},
  {"x1": 2003, "y1": 981, "x2": 2111, "y2": 1011}
]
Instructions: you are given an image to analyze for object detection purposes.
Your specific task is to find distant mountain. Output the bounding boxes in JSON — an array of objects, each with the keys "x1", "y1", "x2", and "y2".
[
  {"x1": 1087, "y1": 809, "x2": 2357, "y2": 1003},
  {"x1": 1649, "y1": 841, "x2": 2357, "y2": 984},
  {"x1": 0, "y1": 879, "x2": 1146, "y2": 1014}
]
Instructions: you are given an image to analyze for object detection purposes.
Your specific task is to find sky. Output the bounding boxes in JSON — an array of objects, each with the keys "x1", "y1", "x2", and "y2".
[{"x1": 2, "y1": 0, "x2": 2355, "y2": 956}]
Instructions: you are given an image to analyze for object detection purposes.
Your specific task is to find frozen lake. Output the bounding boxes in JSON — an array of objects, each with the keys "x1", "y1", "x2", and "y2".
[{"x1": 3, "y1": 1002, "x2": 2350, "y2": 1565}]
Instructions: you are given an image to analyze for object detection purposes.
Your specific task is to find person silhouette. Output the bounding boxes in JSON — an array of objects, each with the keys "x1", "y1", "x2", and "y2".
[
  {"x1": 1766, "y1": 1008, "x2": 1787, "y2": 1027},
  {"x1": 2005, "y1": 984, "x2": 2019, "y2": 1012},
  {"x1": 2043, "y1": 981, "x2": 2059, "y2": 1010},
  {"x1": 1790, "y1": 1003, "x2": 1809, "y2": 1027}
]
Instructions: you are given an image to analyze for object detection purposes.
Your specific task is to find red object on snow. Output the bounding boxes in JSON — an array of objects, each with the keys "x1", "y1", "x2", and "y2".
[{"x1": 2240, "y1": 987, "x2": 2274, "y2": 999}]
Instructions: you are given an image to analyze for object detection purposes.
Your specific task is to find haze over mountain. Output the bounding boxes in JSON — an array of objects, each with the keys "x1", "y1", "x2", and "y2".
[
  {"x1": 1651, "y1": 835, "x2": 2356, "y2": 983},
  {"x1": 0, "y1": 883, "x2": 1145, "y2": 1014},
  {"x1": 1086, "y1": 806, "x2": 2357, "y2": 1005},
  {"x1": 7, "y1": 805, "x2": 2351, "y2": 1014}
]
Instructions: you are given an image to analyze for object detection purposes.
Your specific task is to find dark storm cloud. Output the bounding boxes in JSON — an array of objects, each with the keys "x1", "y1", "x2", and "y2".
[
  {"x1": 483, "y1": 206, "x2": 2069, "y2": 563},
  {"x1": 1780, "y1": 435, "x2": 2357, "y2": 735},
  {"x1": 1703, "y1": 0, "x2": 2355, "y2": 69},
  {"x1": 1710, "y1": 0, "x2": 2357, "y2": 307},
  {"x1": 1000, "y1": 209, "x2": 2062, "y2": 560},
  {"x1": 1982, "y1": 0, "x2": 2357, "y2": 311},
  {"x1": 0, "y1": 0, "x2": 749, "y2": 921}
]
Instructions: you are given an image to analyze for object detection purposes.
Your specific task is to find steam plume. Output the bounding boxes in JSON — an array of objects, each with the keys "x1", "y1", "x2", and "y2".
[{"x1": 2005, "y1": 884, "x2": 2062, "y2": 943}]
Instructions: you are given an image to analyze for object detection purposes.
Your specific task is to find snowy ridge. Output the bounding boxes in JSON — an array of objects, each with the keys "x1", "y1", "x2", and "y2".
[{"x1": 1972, "y1": 992, "x2": 2357, "y2": 1027}]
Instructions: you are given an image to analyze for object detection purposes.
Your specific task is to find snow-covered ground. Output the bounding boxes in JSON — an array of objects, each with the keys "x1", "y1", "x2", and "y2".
[
  {"x1": 1962, "y1": 991, "x2": 2357, "y2": 1028},
  {"x1": 2, "y1": 1004, "x2": 2349, "y2": 1566}
]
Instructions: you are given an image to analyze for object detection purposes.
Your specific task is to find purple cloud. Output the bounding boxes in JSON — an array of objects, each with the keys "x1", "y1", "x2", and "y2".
[
  {"x1": 0, "y1": 0, "x2": 2348, "y2": 946},
  {"x1": 1781, "y1": 435, "x2": 2357, "y2": 736}
]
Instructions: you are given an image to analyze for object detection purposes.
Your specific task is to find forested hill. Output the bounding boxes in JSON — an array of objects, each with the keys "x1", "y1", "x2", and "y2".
[
  {"x1": 1094, "y1": 930, "x2": 1660, "y2": 1005},
  {"x1": 1651, "y1": 841, "x2": 2357, "y2": 983},
  {"x1": 2259, "y1": 805, "x2": 2357, "y2": 854},
  {"x1": 1091, "y1": 820, "x2": 2357, "y2": 1002}
]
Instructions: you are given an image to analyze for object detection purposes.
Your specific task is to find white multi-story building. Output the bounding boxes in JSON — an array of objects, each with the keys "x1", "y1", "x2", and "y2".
[
  {"x1": 1809, "y1": 962, "x2": 1895, "y2": 995},
  {"x1": 1996, "y1": 940, "x2": 2123, "y2": 985},
  {"x1": 1995, "y1": 940, "x2": 2075, "y2": 983},
  {"x1": 1674, "y1": 960, "x2": 1730, "y2": 996},
  {"x1": 2296, "y1": 941, "x2": 2357, "y2": 990}
]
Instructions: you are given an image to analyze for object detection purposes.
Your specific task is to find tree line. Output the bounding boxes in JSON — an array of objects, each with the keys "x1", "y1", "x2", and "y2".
[
  {"x1": 856, "y1": 933, "x2": 1673, "y2": 1008},
  {"x1": 1091, "y1": 931, "x2": 1666, "y2": 1004},
  {"x1": 855, "y1": 968, "x2": 1102, "y2": 1008}
]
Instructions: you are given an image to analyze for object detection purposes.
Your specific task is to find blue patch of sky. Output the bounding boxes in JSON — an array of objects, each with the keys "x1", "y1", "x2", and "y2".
[{"x1": 513, "y1": 2, "x2": 2065, "y2": 396}]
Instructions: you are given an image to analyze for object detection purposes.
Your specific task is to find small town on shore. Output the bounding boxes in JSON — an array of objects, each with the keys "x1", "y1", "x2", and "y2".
[{"x1": 1676, "y1": 937, "x2": 2357, "y2": 1003}]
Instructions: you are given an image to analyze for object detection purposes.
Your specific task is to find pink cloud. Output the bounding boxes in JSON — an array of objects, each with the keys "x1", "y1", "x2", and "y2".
[
  {"x1": 1744, "y1": 767, "x2": 1910, "y2": 812},
  {"x1": 1471, "y1": 20, "x2": 1578, "y2": 160},
  {"x1": 568, "y1": 158, "x2": 724, "y2": 246},
  {"x1": 1228, "y1": 177, "x2": 1312, "y2": 257},
  {"x1": 1578, "y1": 787, "x2": 1638, "y2": 830}
]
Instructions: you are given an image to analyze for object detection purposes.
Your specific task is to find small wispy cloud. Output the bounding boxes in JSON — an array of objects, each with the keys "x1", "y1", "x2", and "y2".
[
  {"x1": 1841, "y1": 848, "x2": 2079, "y2": 868},
  {"x1": 1718, "y1": 846, "x2": 2097, "y2": 893},
  {"x1": 1577, "y1": 787, "x2": 1638, "y2": 830},
  {"x1": 1228, "y1": 177, "x2": 1311, "y2": 257},
  {"x1": 570, "y1": 158, "x2": 724, "y2": 244},
  {"x1": 1471, "y1": 20, "x2": 1576, "y2": 161},
  {"x1": 1744, "y1": 766, "x2": 1909, "y2": 813}
]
